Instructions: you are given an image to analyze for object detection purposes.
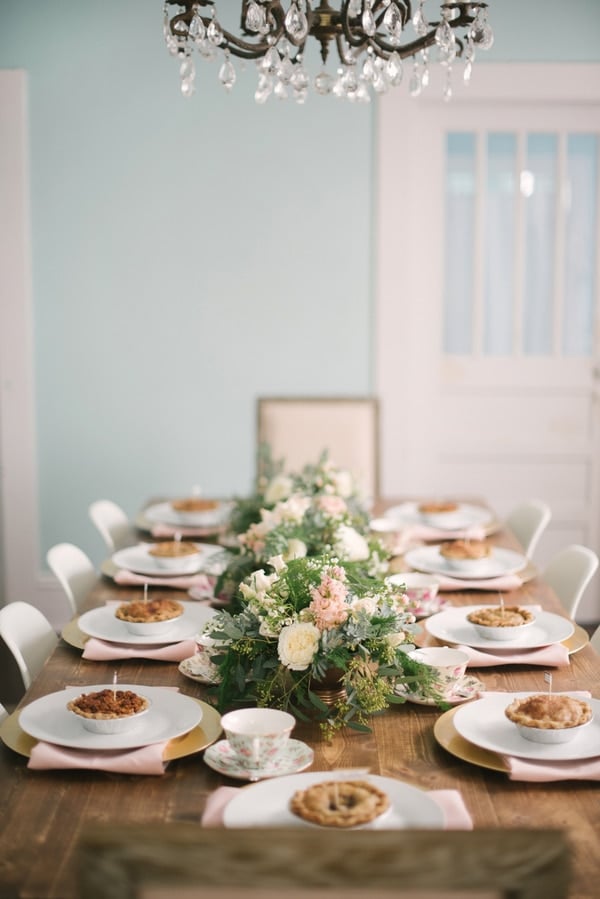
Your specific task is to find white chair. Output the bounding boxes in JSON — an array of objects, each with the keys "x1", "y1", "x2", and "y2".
[
  {"x1": 0, "y1": 601, "x2": 58, "y2": 691},
  {"x1": 89, "y1": 499, "x2": 136, "y2": 552},
  {"x1": 46, "y1": 543, "x2": 97, "y2": 616},
  {"x1": 0, "y1": 702, "x2": 8, "y2": 724},
  {"x1": 257, "y1": 396, "x2": 380, "y2": 502},
  {"x1": 543, "y1": 544, "x2": 599, "y2": 620},
  {"x1": 505, "y1": 499, "x2": 551, "y2": 558}
]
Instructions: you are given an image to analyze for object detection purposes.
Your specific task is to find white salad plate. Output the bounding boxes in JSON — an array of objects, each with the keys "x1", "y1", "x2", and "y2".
[
  {"x1": 18, "y1": 684, "x2": 203, "y2": 751},
  {"x1": 396, "y1": 675, "x2": 485, "y2": 706},
  {"x1": 383, "y1": 502, "x2": 495, "y2": 532},
  {"x1": 452, "y1": 692, "x2": 600, "y2": 761},
  {"x1": 404, "y1": 545, "x2": 527, "y2": 580},
  {"x1": 111, "y1": 542, "x2": 222, "y2": 578},
  {"x1": 144, "y1": 500, "x2": 232, "y2": 529},
  {"x1": 204, "y1": 739, "x2": 314, "y2": 781},
  {"x1": 78, "y1": 602, "x2": 215, "y2": 645},
  {"x1": 223, "y1": 772, "x2": 444, "y2": 829},
  {"x1": 424, "y1": 606, "x2": 574, "y2": 651}
]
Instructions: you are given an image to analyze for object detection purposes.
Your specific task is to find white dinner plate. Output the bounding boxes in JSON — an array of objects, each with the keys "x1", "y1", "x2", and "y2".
[
  {"x1": 383, "y1": 502, "x2": 494, "y2": 532},
  {"x1": 404, "y1": 544, "x2": 527, "y2": 580},
  {"x1": 111, "y1": 542, "x2": 222, "y2": 577},
  {"x1": 77, "y1": 602, "x2": 215, "y2": 645},
  {"x1": 18, "y1": 684, "x2": 203, "y2": 751},
  {"x1": 452, "y1": 692, "x2": 600, "y2": 761},
  {"x1": 223, "y1": 772, "x2": 444, "y2": 829},
  {"x1": 144, "y1": 501, "x2": 232, "y2": 529},
  {"x1": 425, "y1": 606, "x2": 574, "y2": 651}
]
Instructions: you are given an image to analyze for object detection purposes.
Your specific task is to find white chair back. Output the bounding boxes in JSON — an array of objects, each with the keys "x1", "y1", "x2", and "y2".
[
  {"x1": 590, "y1": 624, "x2": 600, "y2": 653},
  {"x1": 89, "y1": 499, "x2": 136, "y2": 552},
  {"x1": 46, "y1": 543, "x2": 97, "y2": 615},
  {"x1": 0, "y1": 601, "x2": 58, "y2": 690},
  {"x1": 543, "y1": 544, "x2": 599, "y2": 620},
  {"x1": 505, "y1": 499, "x2": 551, "y2": 559},
  {"x1": 257, "y1": 396, "x2": 380, "y2": 503}
]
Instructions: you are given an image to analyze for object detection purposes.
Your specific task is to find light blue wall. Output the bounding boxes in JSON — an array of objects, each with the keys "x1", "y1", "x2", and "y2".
[{"x1": 1, "y1": 1, "x2": 599, "y2": 567}]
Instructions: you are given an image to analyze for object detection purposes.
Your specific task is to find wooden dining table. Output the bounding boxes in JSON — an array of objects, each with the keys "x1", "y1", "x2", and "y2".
[{"x1": 1, "y1": 509, "x2": 599, "y2": 899}]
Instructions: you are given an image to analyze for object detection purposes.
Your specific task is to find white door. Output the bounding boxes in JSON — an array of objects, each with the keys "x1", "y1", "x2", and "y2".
[{"x1": 376, "y1": 64, "x2": 600, "y2": 621}]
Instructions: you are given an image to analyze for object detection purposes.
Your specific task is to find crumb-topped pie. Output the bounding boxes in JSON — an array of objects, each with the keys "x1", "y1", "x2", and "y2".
[
  {"x1": 115, "y1": 598, "x2": 184, "y2": 623},
  {"x1": 171, "y1": 498, "x2": 219, "y2": 513},
  {"x1": 440, "y1": 539, "x2": 491, "y2": 561},
  {"x1": 505, "y1": 694, "x2": 592, "y2": 731},
  {"x1": 289, "y1": 780, "x2": 390, "y2": 828},
  {"x1": 68, "y1": 689, "x2": 149, "y2": 720},
  {"x1": 148, "y1": 541, "x2": 200, "y2": 559},
  {"x1": 467, "y1": 606, "x2": 534, "y2": 628},
  {"x1": 418, "y1": 501, "x2": 458, "y2": 515}
]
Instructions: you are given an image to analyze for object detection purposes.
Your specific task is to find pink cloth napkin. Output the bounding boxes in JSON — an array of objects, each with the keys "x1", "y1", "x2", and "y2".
[
  {"x1": 201, "y1": 785, "x2": 473, "y2": 830},
  {"x1": 113, "y1": 570, "x2": 215, "y2": 590},
  {"x1": 457, "y1": 642, "x2": 570, "y2": 668},
  {"x1": 435, "y1": 573, "x2": 524, "y2": 592},
  {"x1": 28, "y1": 740, "x2": 168, "y2": 775},
  {"x1": 82, "y1": 637, "x2": 198, "y2": 662}
]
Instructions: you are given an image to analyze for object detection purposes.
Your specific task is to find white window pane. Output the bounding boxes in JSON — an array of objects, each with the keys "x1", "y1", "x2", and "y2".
[
  {"x1": 484, "y1": 133, "x2": 516, "y2": 355},
  {"x1": 523, "y1": 133, "x2": 558, "y2": 355},
  {"x1": 563, "y1": 134, "x2": 598, "y2": 356},
  {"x1": 444, "y1": 133, "x2": 475, "y2": 354}
]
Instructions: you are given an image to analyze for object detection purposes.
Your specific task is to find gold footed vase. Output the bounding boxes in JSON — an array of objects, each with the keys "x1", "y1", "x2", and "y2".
[{"x1": 310, "y1": 667, "x2": 347, "y2": 706}]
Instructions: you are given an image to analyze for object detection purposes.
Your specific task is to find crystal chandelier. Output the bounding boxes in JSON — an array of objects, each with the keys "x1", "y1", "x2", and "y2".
[{"x1": 163, "y1": 1, "x2": 494, "y2": 104}]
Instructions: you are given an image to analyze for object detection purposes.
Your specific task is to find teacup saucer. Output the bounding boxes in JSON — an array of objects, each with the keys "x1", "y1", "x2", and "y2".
[
  {"x1": 179, "y1": 653, "x2": 221, "y2": 684},
  {"x1": 204, "y1": 739, "x2": 314, "y2": 781},
  {"x1": 397, "y1": 675, "x2": 484, "y2": 706}
]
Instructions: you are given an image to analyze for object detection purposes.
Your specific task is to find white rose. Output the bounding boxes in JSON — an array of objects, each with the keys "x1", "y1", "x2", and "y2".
[
  {"x1": 268, "y1": 554, "x2": 287, "y2": 573},
  {"x1": 334, "y1": 524, "x2": 370, "y2": 561},
  {"x1": 350, "y1": 595, "x2": 379, "y2": 616},
  {"x1": 284, "y1": 538, "x2": 308, "y2": 561},
  {"x1": 277, "y1": 622, "x2": 320, "y2": 670},
  {"x1": 387, "y1": 631, "x2": 406, "y2": 648},
  {"x1": 329, "y1": 469, "x2": 354, "y2": 498},
  {"x1": 251, "y1": 569, "x2": 278, "y2": 594},
  {"x1": 264, "y1": 474, "x2": 293, "y2": 505}
]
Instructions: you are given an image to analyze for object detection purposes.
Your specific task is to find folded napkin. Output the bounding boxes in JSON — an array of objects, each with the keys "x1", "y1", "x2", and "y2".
[
  {"x1": 28, "y1": 740, "x2": 168, "y2": 775},
  {"x1": 435, "y1": 573, "x2": 524, "y2": 592},
  {"x1": 201, "y1": 785, "x2": 473, "y2": 830},
  {"x1": 113, "y1": 570, "x2": 215, "y2": 591},
  {"x1": 82, "y1": 637, "x2": 198, "y2": 662},
  {"x1": 150, "y1": 523, "x2": 225, "y2": 539},
  {"x1": 457, "y1": 641, "x2": 570, "y2": 668}
]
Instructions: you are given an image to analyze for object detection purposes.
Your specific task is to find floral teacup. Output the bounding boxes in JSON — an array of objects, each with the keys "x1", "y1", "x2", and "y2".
[
  {"x1": 219, "y1": 708, "x2": 296, "y2": 770},
  {"x1": 408, "y1": 646, "x2": 469, "y2": 697}
]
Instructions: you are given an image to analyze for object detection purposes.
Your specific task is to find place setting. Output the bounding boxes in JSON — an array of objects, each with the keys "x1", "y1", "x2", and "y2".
[
  {"x1": 421, "y1": 600, "x2": 586, "y2": 667},
  {"x1": 62, "y1": 591, "x2": 217, "y2": 662},
  {"x1": 100, "y1": 537, "x2": 229, "y2": 590},
  {"x1": 434, "y1": 675, "x2": 600, "y2": 782},
  {"x1": 394, "y1": 647, "x2": 484, "y2": 706},
  {"x1": 403, "y1": 538, "x2": 536, "y2": 591},
  {"x1": 0, "y1": 680, "x2": 222, "y2": 774},
  {"x1": 136, "y1": 493, "x2": 233, "y2": 540},
  {"x1": 371, "y1": 501, "x2": 500, "y2": 549}
]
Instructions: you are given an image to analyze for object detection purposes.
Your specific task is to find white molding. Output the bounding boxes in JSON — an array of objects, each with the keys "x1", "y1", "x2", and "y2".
[{"x1": 0, "y1": 70, "x2": 43, "y2": 611}]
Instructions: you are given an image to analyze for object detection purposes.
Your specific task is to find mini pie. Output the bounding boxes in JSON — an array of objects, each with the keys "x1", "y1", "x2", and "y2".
[
  {"x1": 68, "y1": 689, "x2": 149, "y2": 720},
  {"x1": 418, "y1": 501, "x2": 458, "y2": 514},
  {"x1": 171, "y1": 498, "x2": 219, "y2": 513},
  {"x1": 505, "y1": 694, "x2": 592, "y2": 730},
  {"x1": 289, "y1": 780, "x2": 390, "y2": 828},
  {"x1": 115, "y1": 598, "x2": 184, "y2": 623},
  {"x1": 148, "y1": 541, "x2": 199, "y2": 559},
  {"x1": 440, "y1": 539, "x2": 491, "y2": 561},
  {"x1": 467, "y1": 605, "x2": 534, "y2": 628}
]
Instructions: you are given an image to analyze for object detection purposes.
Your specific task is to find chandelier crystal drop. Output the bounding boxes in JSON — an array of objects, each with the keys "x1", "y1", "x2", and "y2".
[{"x1": 163, "y1": 1, "x2": 493, "y2": 105}]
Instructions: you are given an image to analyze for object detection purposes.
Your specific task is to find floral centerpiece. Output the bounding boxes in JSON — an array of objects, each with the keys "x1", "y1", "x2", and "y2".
[
  {"x1": 215, "y1": 450, "x2": 381, "y2": 608},
  {"x1": 202, "y1": 553, "x2": 434, "y2": 737}
]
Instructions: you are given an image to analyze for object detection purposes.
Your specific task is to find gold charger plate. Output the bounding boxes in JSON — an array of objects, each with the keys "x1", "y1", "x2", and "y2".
[
  {"x1": 0, "y1": 698, "x2": 221, "y2": 763},
  {"x1": 62, "y1": 618, "x2": 89, "y2": 650},
  {"x1": 433, "y1": 705, "x2": 509, "y2": 774}
]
